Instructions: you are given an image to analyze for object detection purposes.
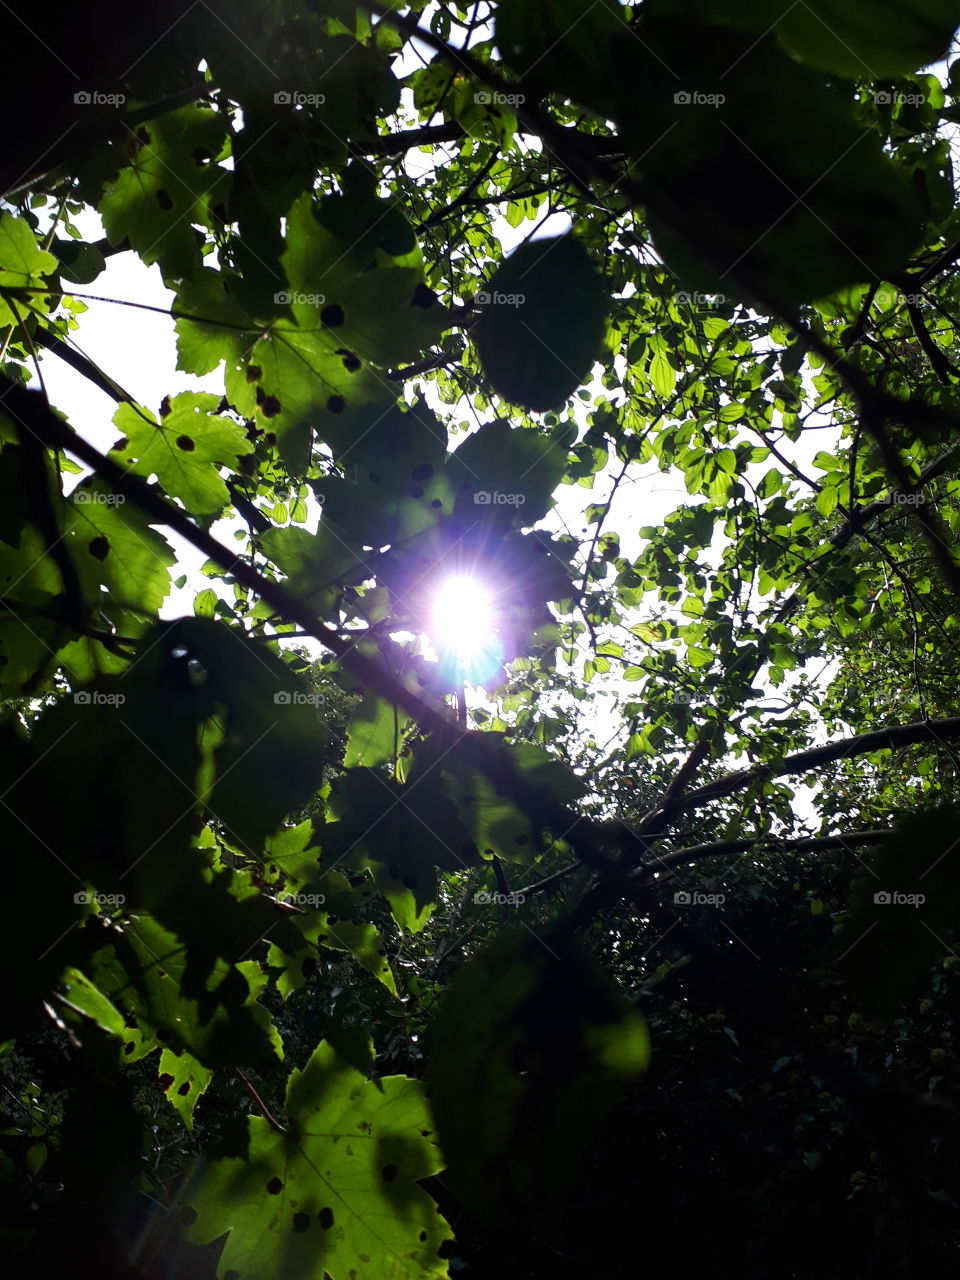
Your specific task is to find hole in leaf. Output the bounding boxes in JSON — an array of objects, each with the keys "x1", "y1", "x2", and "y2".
[
  {"x1": 88, "y1": 536, "x2": 109, "y2": 561},
  {"x1": 176, "y1": 435, "x2": 195, "y2": 451},
  {"x1": 321, "y1": 304, "x2": 344, "y2": 327},
  {"x1": 267, "y1": 1177, "x2": 284, "y2": 1195},
  {"x1": 156, "y1": 189, "x2": 173, "y2": 212},
  {"x1": 335, "y1": 349, "x2": 360, "y2": 372},
  {"x1": 318, "y1": 1207, "x2": 334, "y2": 1229}
]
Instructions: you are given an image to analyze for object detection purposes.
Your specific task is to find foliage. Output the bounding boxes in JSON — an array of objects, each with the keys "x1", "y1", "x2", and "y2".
[{"x1": 1, "y1": 2, "x2": 960, "y2": 1277}]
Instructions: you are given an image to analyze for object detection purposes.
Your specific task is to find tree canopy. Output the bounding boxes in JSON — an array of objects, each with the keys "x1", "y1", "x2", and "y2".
[{"x1": 1, "y1": 3, "x2": 960, "y2": 1277}]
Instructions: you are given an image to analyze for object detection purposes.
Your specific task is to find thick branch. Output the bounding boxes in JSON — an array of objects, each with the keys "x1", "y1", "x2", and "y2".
[
  {"x1": 674, "y1": 717, "x2": 960, "y2": 816},
  {"x1": 351, "y1": 122, "x2": 466, "y2": 156},
  {"x1": 639, "y1": 828, "x2": 896, "y2": 879}
]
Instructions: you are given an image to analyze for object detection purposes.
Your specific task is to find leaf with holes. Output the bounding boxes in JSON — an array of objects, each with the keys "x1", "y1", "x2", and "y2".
[
  {"x1": 158, "y1": 1047, "x2": 213, "y2": 1129},
  {"x1": 63, "y1": 477, "x2": 176, "y2": 622},
  {"x1": 224, "y1": 195, "x2": 446, "y2": 473},
  {"x1": 186, "y1": 1038, "x2": 451, "y2": 1279},
  {"x1": 111, "y1": 393, "x2": 250, "y2": 515},
  {"x1": 100, "y1": 105, "x2": 229, "y2": 279}
]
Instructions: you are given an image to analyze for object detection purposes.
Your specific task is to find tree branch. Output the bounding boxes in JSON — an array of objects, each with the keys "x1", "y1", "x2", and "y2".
[
  {"x1": 637, "y1": 827, "x2": 897, "y2": 879},
  {"x1": 0, "y1": 374, "x2": 459, "y2": 734},
  {"x1": 673, "y1": 716, "x2": 960, "y2": 817}
]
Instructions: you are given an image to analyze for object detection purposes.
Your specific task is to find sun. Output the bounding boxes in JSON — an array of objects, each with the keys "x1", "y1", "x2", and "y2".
[{"x1": 430, "y1": 575, "x2": 503, "y2": 683}]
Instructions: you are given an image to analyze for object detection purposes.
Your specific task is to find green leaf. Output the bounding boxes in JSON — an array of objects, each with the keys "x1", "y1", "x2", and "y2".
[
  {"x1": 89, "y1": 912, "x2": 282, "y2": 1068},
  {"x1": 111, "y1": 393, "x2": 251, "y2": 515},
  {"x1": 100, "y1": 105, "x2": 229, "y2": 279},
  {"x1": 648, "y1": 346, "x2": 676, "y2": 398},
  {"x1": 473, "y1": 233, "x2": 608, "y2": 410},
  {"x1": 320, "y1": 917, "x2": 397, "y2": 995},
  {"x1": 259, "y1": 524, "x2": 368, "y2": 616},
  {"x1": 407, "y1": 733, "x2": 585, "y2": 867},
  {"x1": 227, "y1": 194, "x2": 445, "y2": 471},
  {"x1": 325, "y1": 766, "x2": 482, "y2": 931},
  {"x1": 0, "y1": 212, "x2": 56, "y2": 325},
  {"x1": 57, "y1": 967, "x2": 128, "y2": 1039},
  {"x1": 344, "y1": 694, "x2": 406, "y2": 770},
  {"x1": 678, "y1": 0, "x2": 960, "y2": 77},
  {"x1": 776, "y1": 0, "x2": 960, "y2": 78},
  {"x1": 52, "y1": 237, "x2": 106, "y2": 285},
  {"x1": 446, "y1": 417, "x2": 575, "y2": 524},
  {"x1": 65, "y1": 477, "x2": 175, "y2": 620},
  {"x1": 629, "y1": 621, "x2": 667, "y2": 642},
  {"x1": 186, "y1": 1039, "x2": 451, "y2": 1279},
  {"x1": 158, "y1": 1047, "x2": 214, "y2": 1130},
  {"x1": 496, "y1": 0, "x2": 626, "y2": 115},
  {"x1": 635, "y1": 23, "x2": 922, "y2": 306},
  {"x1": 263, "y1": 820, "x2": 321, "y2": 888},
  {"x1": 142, "y1": 618, "x2": 329, "y2": 850},
  {"x1": 194, "y1": 587, "x2": 219, "y2": 617},
  {"x1": 816, "y1": 485, "x2": 839, "y2": 517}
]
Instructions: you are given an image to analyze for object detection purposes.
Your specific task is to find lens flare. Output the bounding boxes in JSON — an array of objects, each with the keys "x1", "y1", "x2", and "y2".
[{"x1": 430, "y1": 575, "x2": 503, "y2": 684}]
